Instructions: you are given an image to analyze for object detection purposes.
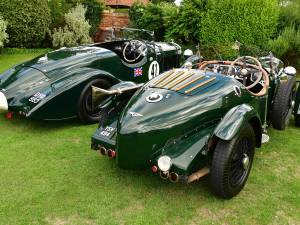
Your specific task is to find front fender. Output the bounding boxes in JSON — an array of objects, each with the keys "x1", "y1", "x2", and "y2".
[{"x1": 214, "y1": 104, "x2": 262, "y2": 144}]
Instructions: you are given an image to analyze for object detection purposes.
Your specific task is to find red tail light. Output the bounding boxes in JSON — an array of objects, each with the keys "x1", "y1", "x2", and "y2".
[
  {"x1": 151, "y1": 165, "x2": 158, "y2": 173},
  {"x1": 6, "y1": 112, "x2": 13, "y2": 119}
]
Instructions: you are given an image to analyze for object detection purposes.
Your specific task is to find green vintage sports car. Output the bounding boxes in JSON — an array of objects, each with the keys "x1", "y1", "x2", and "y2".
[
  {"x1": 0, "y1": 28, "x2": 181, "y2": 123},
  {"x1": 91, "y1": 54, "x2": 299, "y2": 198}
]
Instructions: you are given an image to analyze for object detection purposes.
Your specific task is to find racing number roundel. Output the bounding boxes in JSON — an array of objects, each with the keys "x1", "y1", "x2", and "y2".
[{"x1": 148, "y1": 61, "x2": 160, "y2": 80}]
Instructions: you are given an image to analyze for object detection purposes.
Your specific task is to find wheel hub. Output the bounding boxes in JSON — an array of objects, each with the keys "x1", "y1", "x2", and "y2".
[{"x1": 242, "y1": 154, "x2": 250, "y2": 170}]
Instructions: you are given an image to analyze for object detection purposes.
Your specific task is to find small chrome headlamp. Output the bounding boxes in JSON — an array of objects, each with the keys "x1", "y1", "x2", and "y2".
[
  {"x1": 157, "y1": 156, "x2": 172, "y2": 172},
  {"x1": 283, "y1": 66, "x2": 297, "y2": 76}
]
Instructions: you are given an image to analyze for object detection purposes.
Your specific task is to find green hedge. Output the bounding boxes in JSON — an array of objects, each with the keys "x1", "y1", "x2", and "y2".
[
  {"x1": 199, "y1": 0, "x2": 279, "y2": 47},
  {"x1": 0, "y1": 0, "x2": 51, "y2": 48},
  {"x1": 130, "y1": 0, "x2": 279, "y2": 59}
]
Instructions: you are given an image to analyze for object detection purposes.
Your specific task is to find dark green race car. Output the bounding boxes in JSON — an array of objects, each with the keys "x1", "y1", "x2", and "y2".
[
  {"x1": 91, "y1": 54, "x2": 299, "y2": 198},
  {"x1": 0, "y1": 28, "x2": 181, "y2": 123}
]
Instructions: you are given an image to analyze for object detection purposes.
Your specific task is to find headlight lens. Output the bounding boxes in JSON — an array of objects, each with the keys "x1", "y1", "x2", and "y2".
[{"x1": 157, "y1": 156, "x2": 172, "y2": 172}]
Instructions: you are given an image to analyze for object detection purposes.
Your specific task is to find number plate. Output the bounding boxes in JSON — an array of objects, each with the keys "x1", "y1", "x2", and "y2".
[{"x1": 99, "y1": 126, "x2": 116, "y2": 139}]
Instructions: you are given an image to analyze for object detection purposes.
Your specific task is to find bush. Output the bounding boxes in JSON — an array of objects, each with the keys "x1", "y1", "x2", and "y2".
[
  {"x1": 49, "y1": 0, "x2": 70, "y2": 29},
  {"x1": 52, "y1": 4, "x2": 92, "y2": 47},
  {"x1": 0, "y1": 16, "x2": 8, "y2": 48},
  {"x1": 278, "y1": 0, "x2": 300, "y2": 32},
  {"x1": 129, "y1": 2, "x2": 178, "y2": 41},
  {"x1": 0, "y1": 0, "x2": 51, "y2": 48},
  {"x1": 49, "y1": 0, "x2": 104, "y2": 39},
  {"x1": 269, "y1": 26, "x2": 300, "y2": 66},
  {"x1": 82, "y1": 0, "x2": 105, "y2": 37},
  {"x1": 129, "y1": 2, "x2": 146, "y2": 27},
  {"x1": 199, "y1": 0, "x2": 279, "y2": 47},
  {"x1": 165, "y1": 0, "x2": 206, "y2": 44}
]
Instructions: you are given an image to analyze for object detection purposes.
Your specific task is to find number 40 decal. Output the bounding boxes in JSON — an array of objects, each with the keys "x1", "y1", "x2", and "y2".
[{"x1": 148, "y1": 61, "x2": 160, "y2": 80}]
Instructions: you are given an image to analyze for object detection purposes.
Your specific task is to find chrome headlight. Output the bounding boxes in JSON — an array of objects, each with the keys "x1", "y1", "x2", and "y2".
[
  {"x1": 0, "y1": 92, "x2": 8, "y2": 111},
  {"x1": 283, "y1": 66, "x2": 297, "y2": 76},
  {"x1": 157, "y1": 156, "x2": 172, "y2": 172}
]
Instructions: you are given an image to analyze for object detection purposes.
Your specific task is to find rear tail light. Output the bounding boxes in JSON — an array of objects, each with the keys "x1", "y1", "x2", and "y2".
[
  {"x1": 151, "y1": 165, "x2": 158, "y2": 173},
  {"x1": 6, "y1": 112, "x2": 13, "y2": 119}
]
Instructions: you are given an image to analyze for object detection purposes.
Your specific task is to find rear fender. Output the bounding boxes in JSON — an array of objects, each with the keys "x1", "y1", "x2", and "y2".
[
  {"x1": 153, "y1": 126, "x2": 215, "y2": 176},
  {"x1": 72, "y1": 68, "x2": 120, "y2": 85},
  {"x1": 96, "y1": 81, "x2": 142, "y2": 127},
  {"x1": 214, "y1": 104, "x2": 262, "y2": 147},
  {"x1": 27, "y1": 69, "x2": 120, "y2": 119}
]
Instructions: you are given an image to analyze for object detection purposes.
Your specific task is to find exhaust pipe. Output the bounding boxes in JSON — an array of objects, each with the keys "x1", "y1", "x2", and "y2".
[
  {"x1": 187, "y1": 167, "x2": 210, "y2": 183},
  {"x1": 0, "y1": 92, "x2": 8, "y2": 112},
  {"x1": 107, "y1": 149, "x2": 116, "y2": 158},
  {"x1": 160, "y1": 171, "x2": 169, "y2": 180},
  {"x1": 99, "y1": 146, "x2": 107, "y2": 156},
  {"x1": 169, "y1": 172, "x2": 179, "y2": 183}
]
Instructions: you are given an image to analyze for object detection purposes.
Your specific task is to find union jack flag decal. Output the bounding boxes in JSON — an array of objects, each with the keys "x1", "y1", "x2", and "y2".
[{"x1": 134, "y1": 67, "x2": 143, "y2": 77}]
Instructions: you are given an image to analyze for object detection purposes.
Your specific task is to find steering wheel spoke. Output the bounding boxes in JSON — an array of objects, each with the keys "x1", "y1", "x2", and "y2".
[
  {"x1": 230, "y1": 56, "x2": 263, "y2": 90},
  {"x1": 123, "y1": 40, "x2": 146, "y2": 63}
]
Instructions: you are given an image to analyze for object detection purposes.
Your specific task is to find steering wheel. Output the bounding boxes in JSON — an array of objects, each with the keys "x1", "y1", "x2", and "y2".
[
  {"x1": 228, "y1": 56, "x2": 263, "y2": 90},
  {"x1": 123, "y1": 40, "x2": 147, "y2": 63}
]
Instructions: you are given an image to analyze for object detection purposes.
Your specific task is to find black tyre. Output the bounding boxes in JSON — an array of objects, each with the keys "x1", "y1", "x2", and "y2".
[
  {"x1": 210, "y1": 123, "x2": 255, "y2": 199},
  {"x1": 78, "y1": 78, "x2": 112, "y2": 124},
  {"x1": 271, "y1": 78, "x2": 296, "y2": 130}
]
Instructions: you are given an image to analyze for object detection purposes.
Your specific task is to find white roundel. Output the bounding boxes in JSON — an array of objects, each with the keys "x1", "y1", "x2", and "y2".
[{"x1": 148, "y1": 61, "x2": 160, "y2": 80}]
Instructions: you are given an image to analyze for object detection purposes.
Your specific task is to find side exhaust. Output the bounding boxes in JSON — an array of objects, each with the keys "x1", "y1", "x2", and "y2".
[{"x1": 187, "y1": 167, "x2": 210, "y2": 183}]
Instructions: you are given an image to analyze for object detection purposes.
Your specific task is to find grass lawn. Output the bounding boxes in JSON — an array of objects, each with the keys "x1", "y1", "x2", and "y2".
[{"x1": 0, "y1": 51, "x2": 300, "y2": 225}]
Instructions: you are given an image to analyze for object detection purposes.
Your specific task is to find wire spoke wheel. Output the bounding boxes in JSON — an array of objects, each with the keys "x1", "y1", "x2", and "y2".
[
  {"x1": 210, "y1": 123, "x2": 255, "y2": 199},
  {"x1": 229, "y1": 138, "x2": 252, "y2": 187}
]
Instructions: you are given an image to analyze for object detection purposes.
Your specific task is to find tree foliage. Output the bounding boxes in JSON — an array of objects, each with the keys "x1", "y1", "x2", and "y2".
[
  {"x1": 129, "y1": 2, "x2": 178, "y2": 41},
  {"x1": 0, "y1": 16, "x2": 8, "y2": 48},
  {"x1": 49, "y1": 0, "x2": 104, "y2": 37},
  {"x1": 0, "y1": 0, "x2": 51, "y2": 48},
  {"x1": 165, "y1": 0, "x2": 206, "y2": 44},
  {"x1": 52, "y1": 4, "x2": 91, "y2": 47},
  {"x1": 83, "y1": 0, "x2": 105, "y2": 37},
  {"x1": 130, "y1": 0, "x2": 279, "y2": 59}
]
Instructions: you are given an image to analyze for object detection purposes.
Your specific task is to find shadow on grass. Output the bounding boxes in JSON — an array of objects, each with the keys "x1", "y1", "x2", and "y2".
[
  {"x1": 0, "y1": 113, "x2": 89, "y2": 132},
  {"x1": 89, "y1": 155, "x2": 216, "y2": 200}
]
